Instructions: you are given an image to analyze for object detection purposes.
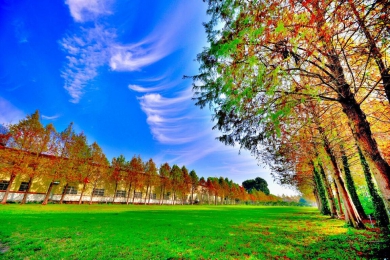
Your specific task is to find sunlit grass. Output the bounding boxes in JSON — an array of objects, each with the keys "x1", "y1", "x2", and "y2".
[{"x1": 0, "y1": 204, "x2": 388, "y2": 259}]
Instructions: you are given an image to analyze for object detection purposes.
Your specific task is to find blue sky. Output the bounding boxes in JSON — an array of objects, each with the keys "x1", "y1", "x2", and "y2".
[{"x1": 0, "y1": 0, "x2": 297, "y2": 196}]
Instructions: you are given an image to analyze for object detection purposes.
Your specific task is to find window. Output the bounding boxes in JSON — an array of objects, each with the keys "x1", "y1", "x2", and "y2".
[
  {"x1": 163, "y1": 193, "x2": 170, "y2": 200},
  {"x1": 19, "y1": 182, "x2": 29, "y2": 192},
  {"x1": 0, "y1": 180, "x2": 9, "y2": 191},
  {"x1": 92, "y1": 188, "x2": 104, "y2": 196},
  {"x1": 134, "y1": 192, "x2": 142, "y2": 199},
  {"x1": 116, "y1": 190, "x2": 126, "y2": 198},
  {"x1": 64, "y1": 186, "x2": 78, "y2": 195},
  {"x1": 150, "y1": 193, "x2": 157, "y2": 200}
]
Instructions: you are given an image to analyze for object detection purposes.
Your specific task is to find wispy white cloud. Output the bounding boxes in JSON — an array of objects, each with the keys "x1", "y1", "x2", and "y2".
[
  {"x1": 0, "y1": 97, "x2": 24, "y2": 125},
  {"x1": 60, "y1": 0, "x2": 191, "y2": 103},
  {"x1": 137, "y1": 89, "x2": 209, "y2": 145},
  {"x1": 128, "y1": 84, "x2": 168, "y2": 93},
  {"x1": 60, "y1": 25, "x2": 114, "y2": 103},
  {"x1": 42, "y1": 114, "x2": 61, "y2": 120},
  {"x1": 65, "y1": 0, "x2": 112, "y2": 23}
]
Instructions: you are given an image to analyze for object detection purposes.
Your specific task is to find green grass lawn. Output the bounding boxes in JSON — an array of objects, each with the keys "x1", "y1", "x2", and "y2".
[{"x1": 0, "y1": 204, "x2": 388, "y2": 259}]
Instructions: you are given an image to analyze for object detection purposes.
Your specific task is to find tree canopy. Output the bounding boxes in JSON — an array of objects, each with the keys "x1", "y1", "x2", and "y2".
[{"x1": 242, "y1": 177, "x2": 270, "y2": 195}]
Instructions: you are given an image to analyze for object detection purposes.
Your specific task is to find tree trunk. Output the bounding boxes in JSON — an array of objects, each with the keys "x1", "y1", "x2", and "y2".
[
  {"x1": 325, "y1": 145, "x2": 364, "y2": 228},
  {"x1": 132, "y1": 189, "x2": 136, "y2": 204},
  {"x1": 159, "y1": 186, "x2": 164, "y2": 205},
  {"x1": 172, "y1": 191, "x2": 176, "y2": 205},
  {"x1": 340, "y1": 148, "x2": 367, "y2": 219},
  {"x1": 317, "y1": 125, "x2": 364, "y2": 228},
  {"x1": 1, "y1": 173, "x2": 16, "y2": 204},
  {"x1": 126, "y1": 183, "x2": 132, "y2": 205},
  {"x1": 21, "y1": 177, "x2": 33, "y2": 204},
  {"x1": 42, "y1": 180, "x2": 55, "y2": 205},
  {"x1": 59, "y1": 183, "x2": 68, "y2": 204},
  {"x1": 113, "y1": 181, "x2": 118, "y2": 203},
  {"x1": 313, "y1": 166, "x2": 330, "y2": 215},
  {"x1": 357, "y1": 146, "x2": 390, "y2": 231},
  {"x1": 318, "y1": 163, "x2": 338, "y2": 218},
  {"x1": 78, "y1": 183, "x2": 87, "y2": 205},
  {"x1": 191, "y1": 187, "x2": 194, "y2": 205},
  {"x1": 343, "y1": 99, "x2": 390, "y2": 207},
  {"x1": 90, "y1": 183, "x2": 96, "y2": 205},
  {"x1": 325, "y1": 46, "x2": 390, "y2": 206},
  {"x1": 333, "y1": 179, "x2": 344, "y2": 216},
  {"x1": 313, "y1": 189, "x2": 321, "y2": 210},
  {"x1": 144, "y1": 185, "x2": 149, "y2": 205}
]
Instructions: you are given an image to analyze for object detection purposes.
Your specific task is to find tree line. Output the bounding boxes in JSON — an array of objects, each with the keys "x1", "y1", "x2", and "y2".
[
  {"x1": 192, "y1": 0, "x2": 390, "y2": 232},
  {"x1": 0, "y1": 111, "x2": 279, "y2": 205}
]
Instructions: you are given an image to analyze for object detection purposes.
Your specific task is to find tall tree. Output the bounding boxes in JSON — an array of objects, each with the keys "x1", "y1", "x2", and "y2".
[
  {"x1": 159, "y1": 163, "x2": 171, "y2": 205},
  {"x1": 144, "y1": 158, "x2": 158, "y2": 204},
  {"x1": 88, "y1": 142, "x2": 109, "y2": 205},
  {"x1": 193, "y1": 0, "x2": 390, "y2": 208},
  {"x1": 129, "y1": 155, "x2": 145, "y2": 204},
  {"x1": 111, "y1": 155, "x2": 126, "y2": 203},
  {"x1": 1, "y1": 111, "x2": 53, "y2": 204},
  {"x1": 189, "y1": 170, "x2": 199, "y2": 205},
  {"x1": 169, "y1": 165, "x2": 183, "y2": 205}
]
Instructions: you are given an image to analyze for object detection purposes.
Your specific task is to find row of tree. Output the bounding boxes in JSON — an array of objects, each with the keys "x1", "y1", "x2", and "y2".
[
  {"x1": 193, "y1": 0, "x2": 390, "y2": 231},
  {"x1": 0, "y1": 111, "x2": 278, "y2": 205}
]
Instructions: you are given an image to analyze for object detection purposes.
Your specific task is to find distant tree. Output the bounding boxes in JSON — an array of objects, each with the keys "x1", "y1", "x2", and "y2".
[
  {"x1": 242, "y1": 177, "x2": 270, "y2": 195},
  {"x1": 158, "y1": 163, "x2": 171, "y2": 205},
  {"x1": 111, "y1": 155, "x2": 126, "y2": 203},
  {"x1": 129, "y1": 155, "x2": 144, "y2": 204},
  {"x1": 70, "y1": 133, "x2": 91, "y2": 205},
  {"x1": 144, "y1": 158, "x2": 158, "y2": 204},
  {"x1": 88, "y1": 142, "x2": 109, "y2": 205},
  {"x1": 198, "y1": 177, "x2": 207, "y2": 204},
  {"x1": 189, "y1": 170, "x2": 199, "y2": 205},
  {"x1": 170, "y1": 165, "x2": 182, "y2": 205},
  {"x1": 178, "y1": 166, "x2": 191, "y2": 204}
]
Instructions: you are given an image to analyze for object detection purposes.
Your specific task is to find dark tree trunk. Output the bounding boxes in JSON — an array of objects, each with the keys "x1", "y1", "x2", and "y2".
[
  {"x1": 144, "y1": 185, "x2": 149, "y2": 205},
  {"x1": 172, "y1": 191, "x2": 176, "y2": 205},
  {"x1": 324, "y1": 44, "x2": 390, "y2": 206},
  {"x1": 42, "y1": 180, "x2": 55, "y2": 205},
  {"x1": 313, "y1": 189, "x2": 321, "y2": 211},
  {"x1": 318, "y1": 163, "x2": 338, "y2": 218},
  {"x1": 341, "y1": 148, "x2": 368, "y2": 219},
  {"x1": 132, "y1": 189, "x2": 136, "y2": 204},
  {"x1": 357, "y1": 146, "x2": 390, "y2": 231},
  {"x1": 159, "y1": 186, "x2": 164, "y2": 205},
  {"x1": 89, "y1": 183, "x2": 96, "y2": 205},
  {"x1": 333, "y1": 179, "x2": 344, "y2": 216},
  {"x1": 59, "y1": 183, "x2": 68, "y2": 204},
  {"x1": 318, "y1": 125, "x2": 364, "y2": 228},
  {"x1": 313, "y1": 166, "x2": 331, "y2": 215},
  {"x1": 113, "y1": 182, "x2": 118, "y2": 203},
  {"x1": 78, "y1": 183, "x2": 87, "y2": 205},
  {"x1": 21, "y1": 177, "x2": 33, "y2": 204},
  {"x1": 1, "y1": 173, "x2": 16, "y2": 204},
  {"x1": 126, "y1": 183, "x2": 132, "y2": 205},
  {"x1": 191, "y1": 186, "x2": 194, "y2": 205},
  {"x1": 340, "y1": 96, "x2": 390, "y2": 206}
]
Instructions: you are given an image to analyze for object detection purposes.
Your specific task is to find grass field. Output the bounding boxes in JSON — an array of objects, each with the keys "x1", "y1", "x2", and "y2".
[{"x1": 0, "y1": 204, "x2": 388, "y2": 259}]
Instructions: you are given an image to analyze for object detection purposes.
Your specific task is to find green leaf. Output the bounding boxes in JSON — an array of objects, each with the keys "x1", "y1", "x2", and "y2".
[{"x1": 275, "y1": 21, "x2": 286, "y2": 33}]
